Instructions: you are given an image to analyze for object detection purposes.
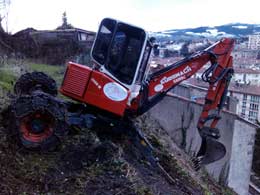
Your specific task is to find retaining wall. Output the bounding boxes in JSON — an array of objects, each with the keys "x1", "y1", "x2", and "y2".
[{"x1": 148, "y1": 93, "x2": 257, "y2": 195}]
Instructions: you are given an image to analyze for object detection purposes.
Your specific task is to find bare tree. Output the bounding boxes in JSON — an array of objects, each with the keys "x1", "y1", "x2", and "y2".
[
  {"x1": 0, "y1": 0, "x2": 10, "y2": 32},
  {"x1": 0, "y1": 0, "x2": 10, "y2": 11}
]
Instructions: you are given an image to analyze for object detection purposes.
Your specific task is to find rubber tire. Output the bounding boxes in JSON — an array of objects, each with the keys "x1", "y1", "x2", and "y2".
[
  {"x1": 10, "y1": 92, "x2": 68, "y2": 151},
  {"x1": 14, "y1": 71, "x2": 58, "y2": 96}
]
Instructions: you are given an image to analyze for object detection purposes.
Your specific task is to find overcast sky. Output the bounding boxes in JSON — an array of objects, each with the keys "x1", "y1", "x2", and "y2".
[{"x1": 2, "y1": 0, "x2": 260, "y2": 33}]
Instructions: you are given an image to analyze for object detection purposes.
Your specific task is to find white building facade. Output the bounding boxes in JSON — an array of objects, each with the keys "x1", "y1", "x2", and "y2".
[
  {"x1": 195, "y1": 68, "x2": 260, "y2": 86},
  {"x1": 232, "y1": 68, "x2": 260, "y2": 86},
  {"x1": 230, "y1": 88, "x2": 260, "y2": 123},
  {"x1": 248, "y1": 33, "x2": 260, "y2": 50}
]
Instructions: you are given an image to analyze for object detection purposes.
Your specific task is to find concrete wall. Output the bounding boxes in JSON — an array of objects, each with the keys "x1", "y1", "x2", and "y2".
[
  {"x1": 228, "y1": 120, "x2": 256, "y2": 195},
  {"x1": 148, "y1": 93, "x2": 257, "y2": 195},
  {"x1": 172, "y1": 83, "x2": 238, "y2": 113}
]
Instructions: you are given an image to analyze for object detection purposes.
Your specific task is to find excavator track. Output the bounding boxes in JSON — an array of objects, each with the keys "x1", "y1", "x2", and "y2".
[
  {"x1": 9, "y1": 91, "x2": 68, "y2": 151},
  {"x1": 14, "y1": 71, "x2": 58, "y2": 96}
]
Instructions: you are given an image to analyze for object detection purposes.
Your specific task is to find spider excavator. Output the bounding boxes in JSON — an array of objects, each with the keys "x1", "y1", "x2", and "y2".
[{"x1": 10, "y1": 18, "x2": 234, "y2": 173}]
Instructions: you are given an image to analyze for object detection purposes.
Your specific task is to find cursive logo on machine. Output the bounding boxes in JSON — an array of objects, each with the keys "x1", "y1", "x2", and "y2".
[
  {"x1": 103, "y1": 82, "x2": 128, "y2": 101},
  {"x1": 154, "y1": 66, "x2": 192, "y2": 92}
]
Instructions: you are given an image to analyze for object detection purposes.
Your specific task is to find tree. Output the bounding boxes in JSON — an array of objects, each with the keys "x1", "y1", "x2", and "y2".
[
  {"x1": 56, "y1": 12, "x2": 74, "y2": 30},
  {"x1": 0, "y1": 0, "x2": 10, "y2": 9},
  {"x1": 180, "y1": 42, "x2": 190, "y2": 57},
  {"x1": 62, "y1": 12, "x2": 68, "y2": 27},
  {"x1": 0, "y1": 0, "x2": 11, "y2": 32},
  {"x1": 0, "y1": 15, "x2": 4, "y2": 32}
]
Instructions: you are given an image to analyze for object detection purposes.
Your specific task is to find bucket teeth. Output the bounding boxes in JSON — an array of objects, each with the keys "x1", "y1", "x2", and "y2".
[
  {"x1": 194, "y1": 137, "x2": 226, "y2": 169},
  {"x1": 191, "y1": 156, "x2": 203, "y2": 171}
]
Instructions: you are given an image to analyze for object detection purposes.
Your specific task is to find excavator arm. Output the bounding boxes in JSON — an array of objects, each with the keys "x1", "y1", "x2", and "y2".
[
  {"x1": 147, "y1": 38, "x2": 234, "y2": 100},
  {"x1": 133, "y1": 38, "x2": 235, "y2": 166}
]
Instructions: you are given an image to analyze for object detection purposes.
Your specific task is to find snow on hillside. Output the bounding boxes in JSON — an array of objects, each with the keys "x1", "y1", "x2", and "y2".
[
  {"x1": 232, "y1": 25, "x2": 248, "y2": 29},
  {"x1": 153, "y1": 23, "x2": 260, "y2": 40}
]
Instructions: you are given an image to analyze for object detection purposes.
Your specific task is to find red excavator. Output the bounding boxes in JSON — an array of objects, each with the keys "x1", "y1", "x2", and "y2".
[{"x1": 10, "y1": 18, "x2": 234, "y2": 171}]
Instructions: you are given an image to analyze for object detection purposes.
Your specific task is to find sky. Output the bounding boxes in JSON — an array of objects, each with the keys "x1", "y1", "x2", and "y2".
[{"x1": 1, "y1": 0, "x2": 260, "y2": 33}]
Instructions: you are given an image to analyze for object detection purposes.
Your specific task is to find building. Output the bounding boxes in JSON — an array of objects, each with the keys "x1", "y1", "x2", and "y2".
[
  {"x1": 29, "y1": 28, "x2": 96, "y2": 50},
  {"x1": 12, "y1": 27, "x2": 96, "y2": 64},
  {"x1": 229, "y1": 84, "x2": 260, "y2": 123},
  {"x1": 184, "y1": 78, "x2": 260, "y2": 123},
  {"x1": 194, "y1": 67, "x2": 260, "y2": 86},
  {"x1": 232, "y1": 68, "x2": 260, "y2": 86},
  {"x1": 232, "y1": 49, "x2": 260, "y2": 68},
  {"x1": 248, "y1": 33, "x2": 260, "y2": 50}
]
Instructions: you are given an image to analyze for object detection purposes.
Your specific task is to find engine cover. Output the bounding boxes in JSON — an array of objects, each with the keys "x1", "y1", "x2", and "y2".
[{"x1": 60, "y1": 62, "x2": 130, "y2": 116}]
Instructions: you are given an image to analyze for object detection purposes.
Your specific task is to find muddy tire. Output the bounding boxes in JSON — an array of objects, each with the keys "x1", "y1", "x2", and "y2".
[
  {"x1": 10, "y1": 92, "x2": 68, "y2": 151},
  {"x1": 14, "y1": 71, "x2": 58, "y2": 96}
]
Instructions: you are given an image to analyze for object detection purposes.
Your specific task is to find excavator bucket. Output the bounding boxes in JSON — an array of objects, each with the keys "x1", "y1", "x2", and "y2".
[
  {"x1": 201, "y1": 137, "x2": 226, "y2": 165},
  {"x1": 196, "y1": 137, "x2": 226, "y2": 166}
]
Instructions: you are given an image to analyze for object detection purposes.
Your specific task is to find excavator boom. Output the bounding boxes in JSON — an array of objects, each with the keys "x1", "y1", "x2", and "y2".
[{"x1": 145, "y1": 39, "x2": 234, "y2": 99}]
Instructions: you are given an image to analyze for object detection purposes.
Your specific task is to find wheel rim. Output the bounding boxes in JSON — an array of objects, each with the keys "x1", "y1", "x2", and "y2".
[{"x1": 20, "y1": 112, "x2": 54, "y2": 143}]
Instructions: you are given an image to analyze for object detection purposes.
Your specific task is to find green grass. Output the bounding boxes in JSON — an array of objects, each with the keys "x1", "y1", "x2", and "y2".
[
  {"x1": 0, "y1": 62, "x2": 66, "y2": 91},
  {"x1": 27, "y1": 63, "x2": 66, "y2": 85},
  {"x1": 0, "y1": 69, "x2": 17, "y2": 91},
  {"x1": 28, "y1": 63, "x2": 63, "y2": 74}
]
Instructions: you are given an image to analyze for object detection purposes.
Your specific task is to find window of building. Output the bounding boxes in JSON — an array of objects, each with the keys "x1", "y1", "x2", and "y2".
[
  {"x1": 243, "y1": 94, "x2": 247, "y2": 101},
  {"x1": 242, "y1": 101, "x2": 247, "y2": 108},
  {"x1": 79, "y1": 33, "x2": 87, "y2": 41},
  {"x1": 249, "y1": 111, "x2": 253, "y2": 121},
  {"x1": 250, "y1": 95, "x2": 260, "y2": 103},
  {"x1": 250, "y1": 103, "x2": 259, "y2": 111},
  {"x1": 241, "y1": 108, "x2": 246, "y2": 118},
  {"x1": 87, "y1": 35, "x2": 95, "y2": 41},
  {"x1": 248, "y1": 110, "x2": 258, "y2": 121}
]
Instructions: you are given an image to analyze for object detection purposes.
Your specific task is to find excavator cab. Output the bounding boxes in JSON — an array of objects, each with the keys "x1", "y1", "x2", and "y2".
[
  {"x1": 60, "y1": 18, "x2": 154, "y2": 116},
  {"x1": 91, "y1": 18, "x2": 152, "y2": 87}
]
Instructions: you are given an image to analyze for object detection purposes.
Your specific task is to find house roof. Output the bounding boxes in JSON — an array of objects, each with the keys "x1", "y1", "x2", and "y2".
[
  {"x1": 30, "y1": 28, "x2": 95, "y2": 35},
  {"x1": 229, "y1": 84, "x2": 260, "y2": 96},
  {"x1": 233, "y1": 68, "x2": 260, "y2": 74},
  {"x1": 186, "y1": 78, "x2": 260, "y2": 96},
  {"x1": 195, "y1": 67, "x2": 260, "y2": 74}
]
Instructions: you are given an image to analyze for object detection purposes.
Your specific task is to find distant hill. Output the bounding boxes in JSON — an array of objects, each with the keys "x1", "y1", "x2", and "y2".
[{"x1": 152, "y1": 23, "x2": 260, "y2": 41}]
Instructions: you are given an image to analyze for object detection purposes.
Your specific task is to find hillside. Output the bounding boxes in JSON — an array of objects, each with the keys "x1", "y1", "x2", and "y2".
[
  {"x1": 0, "y1": 65, "x2": 236, "y2": 195},
  {"x1": 0, "y1": 110, "x2": 236, "y2": 195},
  {"x1": 153, "y1": 23, "x2": 260, "y2": 41}
]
